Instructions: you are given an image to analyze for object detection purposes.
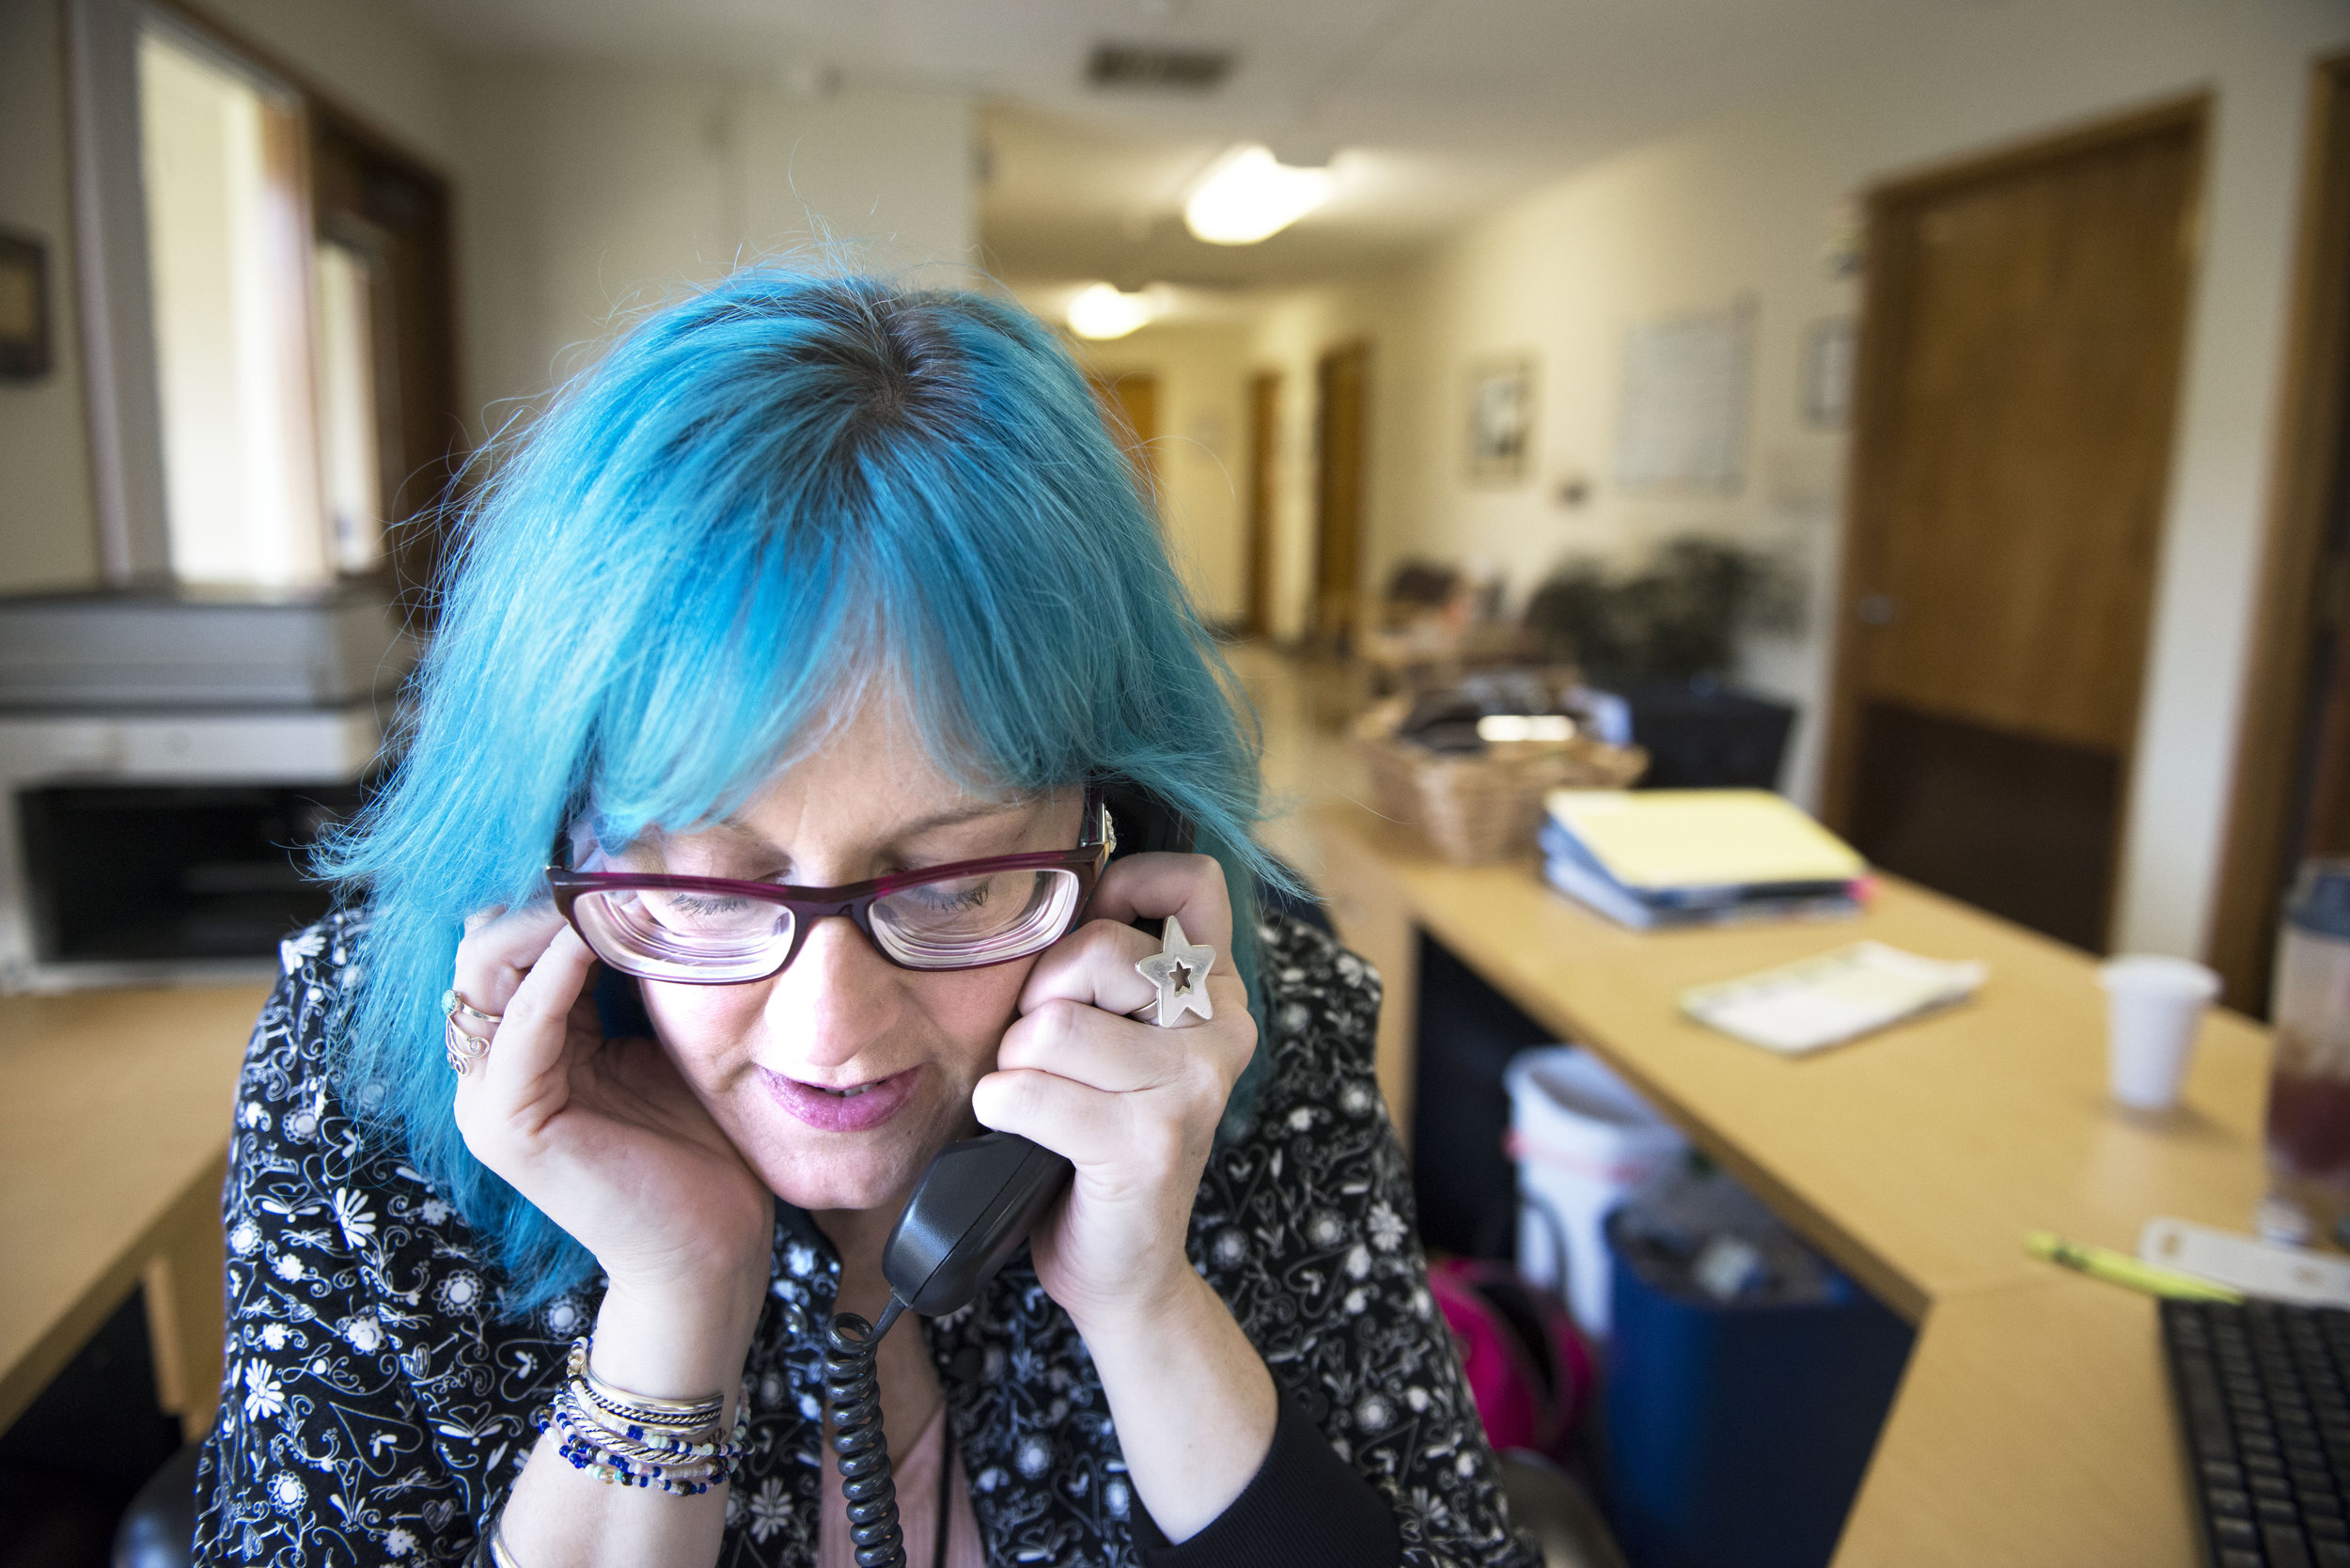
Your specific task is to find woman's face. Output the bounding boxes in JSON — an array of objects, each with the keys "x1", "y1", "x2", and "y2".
[{"x1": 627, "y1": 695, "x2": 1084, "y2": 1220}]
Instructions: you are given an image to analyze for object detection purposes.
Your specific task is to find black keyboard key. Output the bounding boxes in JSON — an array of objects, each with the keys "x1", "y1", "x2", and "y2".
[
  {"x1": 2266, "y1": 1496, "x2": 2308, "y2": 1525},
  {"x1": 2313, "y1": 1512, "x2": 2350, "y2": 1541},
  {"x1": 2211, "y1": 1486, "x2": 2252, "y2": 1517},
  {"x1": 2316, "y1": 1541, "x2": 2350, "y2": 1568},
  {"x1": 2207, "y1": 1459, "x2": 2248, "y2": 1487},
  {"x1": 2214, "y1": 1516, "x2": 2260, "y2": 1547},
  {"x1": 2268, "y1": 1523, "x2": 2314, "y2": 1568}
]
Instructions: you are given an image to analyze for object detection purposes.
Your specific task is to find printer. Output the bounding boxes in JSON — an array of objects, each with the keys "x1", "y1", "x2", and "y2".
[{"x1": 0, "y1": 582, "x2": 415, "y2": 991}]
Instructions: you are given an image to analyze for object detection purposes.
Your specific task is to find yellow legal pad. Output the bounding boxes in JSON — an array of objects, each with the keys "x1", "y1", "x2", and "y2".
[{"x1": 1543, "y1": 788, "x2": 1867, "y2": 892}]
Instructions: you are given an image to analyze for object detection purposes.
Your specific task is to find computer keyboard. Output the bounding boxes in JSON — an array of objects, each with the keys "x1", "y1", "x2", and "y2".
[{"x1": 2162, "y1": 1296, "x2": 2350, "y2": 1568}]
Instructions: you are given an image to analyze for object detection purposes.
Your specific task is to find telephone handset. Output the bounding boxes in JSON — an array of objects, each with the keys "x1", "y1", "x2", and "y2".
[
  {"x1": 825, "y1": 785, "x2": 1192, "y2": 1566},
  {"x1": 879, "y1": 782, "x2": 1189, "y2": 1315}
]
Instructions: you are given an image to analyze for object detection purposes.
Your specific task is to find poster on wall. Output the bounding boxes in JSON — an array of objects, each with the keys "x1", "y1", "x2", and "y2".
[
  {"x1": 1614, "y1": 296, "x2": 1755, "y2": 493},
  {"x1": 1465, "y1": 356, "x2": 1536, "y2": 486}
]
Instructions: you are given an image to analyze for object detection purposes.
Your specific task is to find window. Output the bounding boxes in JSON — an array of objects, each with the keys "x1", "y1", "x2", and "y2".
[
  {"x1": 68, "y1": 0, "x2": 455, "y2": 595},
  {"x1": 137, "y1": 24, "x2": 329, "y2": 585}
]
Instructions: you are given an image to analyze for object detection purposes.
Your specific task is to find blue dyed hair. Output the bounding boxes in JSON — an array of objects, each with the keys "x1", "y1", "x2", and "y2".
[{"x1": 322, "y1": 271, "x2": 1280, "y2": 1308}]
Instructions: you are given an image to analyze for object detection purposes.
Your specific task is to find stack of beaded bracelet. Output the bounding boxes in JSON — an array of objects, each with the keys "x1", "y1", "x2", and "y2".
[{"x1": 533, "y1": 1339, "x2": 745, "y2": 1497}]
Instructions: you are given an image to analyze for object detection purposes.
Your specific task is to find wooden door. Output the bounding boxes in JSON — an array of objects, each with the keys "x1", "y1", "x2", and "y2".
[
  {"x1": 1087, "y1": 370, "x2": 1159, "y2": 493},
  {"x1": 1245, "y1": 372, "x2": 1279, "y2": 637},
  {"x1": 1827, "y1": 101, "x2": 2205, "y2": 950},
  {"x1": 1313, "y1": 343, "x2": 1370, "y2": 647}
]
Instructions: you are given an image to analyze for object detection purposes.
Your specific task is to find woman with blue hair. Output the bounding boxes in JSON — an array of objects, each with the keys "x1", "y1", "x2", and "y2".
[{"x1": 193, "y1": 273, "x2": 1533, "y2": 1568}]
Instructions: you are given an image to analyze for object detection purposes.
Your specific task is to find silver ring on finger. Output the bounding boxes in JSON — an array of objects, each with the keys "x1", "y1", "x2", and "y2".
[
  {"x1": 1132, "y1": 915, "x2": 1215, "y2": 1028},
  {"x1": 443, "y1": 988, "x2": 500, "y2": 1075},
  {"x1": 445, "y1": 1016, "x2": 492, "y2": 1074},
  {"x1": 444, "y1": 988, "x2": 504, "y2": 1027}
]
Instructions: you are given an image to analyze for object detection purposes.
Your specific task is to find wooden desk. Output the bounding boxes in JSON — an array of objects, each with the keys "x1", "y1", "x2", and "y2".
[
  {"x1": 0, "y1": 982, "x2": 269, "y2": 1440},
  {"x1": 1308, "y1": 803, "x2": 2268, "y2": 1565}
]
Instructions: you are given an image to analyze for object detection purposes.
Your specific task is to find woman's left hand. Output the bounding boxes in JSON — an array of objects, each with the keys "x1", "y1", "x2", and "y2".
[{"x1": 971, "y1": 851, "x2": 1256, "y2": 1332}]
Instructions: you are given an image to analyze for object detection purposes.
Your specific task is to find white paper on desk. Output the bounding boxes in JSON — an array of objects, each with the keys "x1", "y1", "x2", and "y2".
[
  {"x1": 1679, "y1": 941, "x2": 1986, "y2": 1054},
  {"x1": 2139, "y1": 1218, "x2": 2350, "y2": 1308}
]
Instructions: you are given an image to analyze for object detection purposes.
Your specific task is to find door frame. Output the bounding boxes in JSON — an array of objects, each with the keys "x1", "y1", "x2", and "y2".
[
  {"x1": 1244, "y1": 370, "x2": 1279, "y2": 638},
  {"x1": 1820, "y1": 94, "x2": 2212, "y2": 941},
  {"x1": 2208, "y1": 52, "x2": 2350, "y2": 1012}
]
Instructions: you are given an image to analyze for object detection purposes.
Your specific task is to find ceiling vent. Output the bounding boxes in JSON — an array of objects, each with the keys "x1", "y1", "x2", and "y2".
[{"x1": 1086, "y1": 43, "x2": 1234, "y2": 92}]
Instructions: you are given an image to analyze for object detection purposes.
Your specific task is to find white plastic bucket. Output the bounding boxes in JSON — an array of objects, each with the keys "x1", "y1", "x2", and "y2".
[{"x1": 1507, "y1": 1045, "x2": 1687, "y2": 1335}]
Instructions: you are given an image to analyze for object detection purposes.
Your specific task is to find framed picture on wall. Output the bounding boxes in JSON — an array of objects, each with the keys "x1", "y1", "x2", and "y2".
[
  {"x1": 0, "y1": 231, "x2": 50, "y2": 380},
  {"x1": 1465, "y1": 356, "x2": 1536, "y2": 486}
]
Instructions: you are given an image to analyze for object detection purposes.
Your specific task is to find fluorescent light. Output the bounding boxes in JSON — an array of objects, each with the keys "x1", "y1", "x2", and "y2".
[
  {"x1": 1067, "y1": 283, "x2": 1157, "y2": 340},
  {"x1": 1183, "y1": 145, "x2": 1334, "y2": 245}
]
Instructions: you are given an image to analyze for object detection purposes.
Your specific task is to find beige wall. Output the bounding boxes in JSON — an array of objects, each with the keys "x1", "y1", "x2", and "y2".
[
  {"x1": 0, "y1": 0, "x2": 102, "y2": 592},
  {"x1": 1245, "y1": 274, "x2": 1431, "y2": 643},
  {"x1": 1075, "y1": 321, "x2": 1254, "y2": 624},
  {"x1": 1353, "y1": 0, "x2": 2350, "y2": 962},
  {"x1": 453, "y1": 61, "x2": 973, "y2": 430}
]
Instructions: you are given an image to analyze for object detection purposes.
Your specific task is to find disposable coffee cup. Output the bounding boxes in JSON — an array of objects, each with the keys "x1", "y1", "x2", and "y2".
[{"x1": 2098, "y1": 954, "x2": 2221, "y2": 1110}]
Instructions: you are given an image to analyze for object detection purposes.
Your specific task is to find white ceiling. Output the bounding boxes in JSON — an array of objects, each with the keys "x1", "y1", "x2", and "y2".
[{"x1": 400, "y1": 0, "x2": 2005, "y2": 290}]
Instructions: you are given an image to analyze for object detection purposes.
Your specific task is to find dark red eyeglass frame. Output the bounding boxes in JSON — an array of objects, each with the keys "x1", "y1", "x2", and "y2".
[{"x1": 544, "y1": 787, "x2": 1115, "y2": 984}]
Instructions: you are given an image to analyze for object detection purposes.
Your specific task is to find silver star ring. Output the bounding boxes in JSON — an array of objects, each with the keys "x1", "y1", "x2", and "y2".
[{"x1": 1132, "y1": 916, "x2": 1215, "y2": 1027}]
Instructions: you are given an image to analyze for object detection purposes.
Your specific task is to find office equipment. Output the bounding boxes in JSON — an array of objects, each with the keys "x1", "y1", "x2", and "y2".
[
  {"x1": 0, "y1": 585, "x2": 407, "y2": 991},
  {"x1": 1539, "y1": 788, "x2": 1865, "y2": 929},
  {"x1": 2159, "y1": 1297, "x2": 2350, "y2": 1568},
  {"x1": 0, "y1": 583, "x2": 412, "y2": 709},
  {"x1": 1308, "y1": 801, "x2": 2273, "y2": 1564},
  {"x1": 2028, "y1": 1231, "x2": 2243, "y2": 1303},
  {"x1": 2141, "y1": 1219, "x2": 2350, "y2": 1309},
  {"x1": 1614, "y1": 682, "x2": 1796, "y2": 791},
  {"x1": 1679, "y1": 942, "x2": 1984, "y2": 1054}
]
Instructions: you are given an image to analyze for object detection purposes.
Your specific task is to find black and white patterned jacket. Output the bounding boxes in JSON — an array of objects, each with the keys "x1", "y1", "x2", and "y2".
[{"x1": 192, "y1": 910, "x2": 1537, "y2": 1568}]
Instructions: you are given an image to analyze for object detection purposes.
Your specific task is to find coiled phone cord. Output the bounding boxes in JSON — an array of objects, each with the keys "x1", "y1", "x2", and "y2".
[{"x1": 823, "y1": 1297, "x2": 913, "y2": 1568}]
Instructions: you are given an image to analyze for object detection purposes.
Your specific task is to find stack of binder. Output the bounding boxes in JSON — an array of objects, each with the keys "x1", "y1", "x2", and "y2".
[{"x1": 1539, "y1": 789, "x2": 1868, "y2": 929}]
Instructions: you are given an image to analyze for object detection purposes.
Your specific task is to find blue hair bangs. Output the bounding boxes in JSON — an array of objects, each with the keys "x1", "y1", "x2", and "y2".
[{"x1": 321, "y1": 272, "x2": 1279, "y2": 1309}]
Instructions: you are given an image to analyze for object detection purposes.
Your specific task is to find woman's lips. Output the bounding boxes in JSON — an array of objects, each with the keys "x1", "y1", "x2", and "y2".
[{"x1": 760, "y1": 1066, "x2": 918, "y2": 1133}]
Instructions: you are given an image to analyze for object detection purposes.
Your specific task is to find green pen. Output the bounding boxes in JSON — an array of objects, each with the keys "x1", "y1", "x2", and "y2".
[{"x1": 2025, "y1": 1231, "x2": 2245, "y2": 1303}]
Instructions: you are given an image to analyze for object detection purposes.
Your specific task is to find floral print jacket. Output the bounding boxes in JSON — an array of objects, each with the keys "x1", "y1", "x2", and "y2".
[{"x1": 191, "y1": 910, "x2": 1537, "y2": 1567}]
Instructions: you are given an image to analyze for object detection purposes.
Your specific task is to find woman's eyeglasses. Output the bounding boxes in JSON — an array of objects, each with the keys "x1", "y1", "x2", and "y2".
[{"x1": 546, "y1": 793, "x2": 1114, "y2": 984}]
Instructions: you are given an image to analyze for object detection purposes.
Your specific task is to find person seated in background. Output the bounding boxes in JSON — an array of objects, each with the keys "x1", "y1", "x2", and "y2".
[{"x1": 192, "y1": 271, "x2": 1536, "y2": 1568}]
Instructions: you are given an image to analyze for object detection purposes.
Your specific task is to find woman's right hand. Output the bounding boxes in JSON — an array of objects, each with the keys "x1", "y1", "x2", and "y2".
[{"x1": 448, "y1": 906, "x2": 775, "y2": 1391}]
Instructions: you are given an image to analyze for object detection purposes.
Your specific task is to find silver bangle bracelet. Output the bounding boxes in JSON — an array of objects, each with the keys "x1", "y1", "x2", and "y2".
[{"x1": 487, "y1": 1513, "x2": 525, "y2": 1568}]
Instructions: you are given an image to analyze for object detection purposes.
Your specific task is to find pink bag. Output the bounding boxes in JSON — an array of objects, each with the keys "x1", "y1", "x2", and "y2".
[{"x1": 1430, "y1": 1253, "x2": 1595, "y2": 1460}]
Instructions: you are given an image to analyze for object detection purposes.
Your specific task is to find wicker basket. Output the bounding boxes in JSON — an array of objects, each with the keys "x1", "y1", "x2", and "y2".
[{"x1": 1352, "y1": 698, "x2": 1648, "y2": 864}]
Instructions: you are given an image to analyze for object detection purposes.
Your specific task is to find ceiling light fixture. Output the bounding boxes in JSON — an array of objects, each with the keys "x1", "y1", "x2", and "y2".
[
  {"x1": 1183, "y1": 145, "x2": 1334, "y2": 245},
  {"x1": 1067, "y1": 283, "x2": 1157, "y2": 339}
]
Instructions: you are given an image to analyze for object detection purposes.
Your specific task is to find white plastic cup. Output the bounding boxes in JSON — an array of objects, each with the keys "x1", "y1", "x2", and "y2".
[{"x1": 2098, "y1": 954, "x2": 2221, "y2": 1110}]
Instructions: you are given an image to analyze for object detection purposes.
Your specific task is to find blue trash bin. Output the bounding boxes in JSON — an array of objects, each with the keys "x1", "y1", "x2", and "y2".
[{"x1": 1602, "y1": 1207, "x2": 1915, "y2": 1568}]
